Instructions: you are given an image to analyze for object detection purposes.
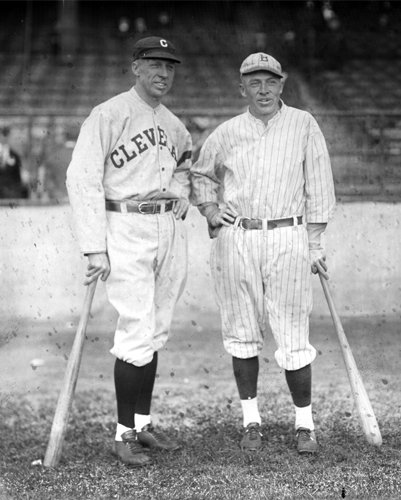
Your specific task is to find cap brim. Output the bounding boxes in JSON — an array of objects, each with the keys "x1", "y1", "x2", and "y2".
[
  {"x1": 241, "y1": 67, "x2": 283, "y2": 78},
  {"x1": 136, "y1": 50, "x2": 181, "y2": 63}
]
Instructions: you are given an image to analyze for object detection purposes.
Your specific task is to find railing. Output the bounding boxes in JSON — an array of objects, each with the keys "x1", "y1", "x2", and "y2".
[{"x1": 0, "y1": 109, "x2": 400, "y2": 202}]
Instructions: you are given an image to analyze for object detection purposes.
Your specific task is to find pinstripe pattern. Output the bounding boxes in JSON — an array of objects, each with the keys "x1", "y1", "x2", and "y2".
[
  {"x1": 192, "y1": 102, "x2": 335, "y2": 370},
  {"x1": 191, "y1": 104, "x2": 335, "y2": 222},
  {"x1": 210, "y1": 225, "x2": 315, "y2": 369}
]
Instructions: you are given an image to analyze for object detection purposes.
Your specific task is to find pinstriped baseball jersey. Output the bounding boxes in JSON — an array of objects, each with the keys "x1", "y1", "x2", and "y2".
[
  {"x1": 191, "y1": 103, "x2": 335, "y2": 223},
  {"x1": 191, "y1": 102, "x2": 335, "y2": 369},
  {"x1": 66, "y1": 87, "x2": 192, "y2": 254}
]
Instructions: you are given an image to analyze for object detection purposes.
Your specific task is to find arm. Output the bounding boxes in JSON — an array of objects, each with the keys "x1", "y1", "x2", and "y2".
[
  {"x1": 307, "y1": 222, "x2": 328, "y2": 279},
  {"x1": 191, "y1": 132, "x2": 237, "y2": 236},
  {"x1": 190, "y1": 132, "x2": 221, "y2": 207},
  {"x1": 172, "y1": 129, "x2": 192, "y2": 220},
  {"x1": 66, "y1": 109, "x2": 113, "y2": 254},
  {"x1": 304, "y1": 116, "x2": 336, "y2": 279}
]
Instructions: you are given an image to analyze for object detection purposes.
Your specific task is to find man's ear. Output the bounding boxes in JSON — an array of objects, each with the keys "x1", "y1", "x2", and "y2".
[
  {"x1": 280, "y1": 73, "x2": 288, "y2": 94},
  {"x1": 239, "y1": 82, "x2": 247, "y2": 98},
  {"x1": 132, "y1": 61, "x2": 140, "y2": 77}
]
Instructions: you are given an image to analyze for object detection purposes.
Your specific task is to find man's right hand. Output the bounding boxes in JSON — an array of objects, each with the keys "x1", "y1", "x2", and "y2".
[
  {"x1": 201, "y1": 202, "x2": 238, "y2": 227},
  {"x1": 85, "y1": 253, "x2": 111, "y2": 285}
]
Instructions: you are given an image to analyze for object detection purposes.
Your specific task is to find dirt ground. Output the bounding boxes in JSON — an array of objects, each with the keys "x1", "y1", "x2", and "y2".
[{"x1": 1, "y1": 310, "x2": 400, "y2": 431}]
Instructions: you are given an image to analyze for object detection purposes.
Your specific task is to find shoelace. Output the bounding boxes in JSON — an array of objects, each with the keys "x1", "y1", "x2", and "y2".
[
  {"x1": 124, "y1": 437, "x2": 145, "y2": 454},
  {"x1": 297, "y1": 429, "x2": 312, "y2": 442},
  {"x1": 246, "y1": 425, "x2": 262, "y2": 441},
  {"x1": 146, "y1": 426, "x2": 168, "y2": 443}
]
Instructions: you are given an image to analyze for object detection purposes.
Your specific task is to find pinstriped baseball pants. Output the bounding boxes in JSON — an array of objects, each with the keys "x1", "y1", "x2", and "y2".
[
  {"x1": 106, "y1": 211, "x2": 187, "y2": 367},
  {"x1": 210, "y1": 223, "x2": 316, "y2": 370}
]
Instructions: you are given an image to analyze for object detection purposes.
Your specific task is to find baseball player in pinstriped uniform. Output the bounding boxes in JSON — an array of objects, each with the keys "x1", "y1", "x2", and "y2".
[
  {"x1": 191, "y1": 53, "x2": 335, "y2": 454},
  {"x1": 66, "y1": 36, "x2": 192, "y2": 467}
]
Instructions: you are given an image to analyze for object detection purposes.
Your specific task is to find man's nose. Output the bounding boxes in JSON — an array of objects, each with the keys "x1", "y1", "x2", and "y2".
[
  {"x1": 158, "y1": 64, "x2": 169, "y2": 77},
  {"x1": 260, "y1": 83, "x2": 270, "y2": 94}
]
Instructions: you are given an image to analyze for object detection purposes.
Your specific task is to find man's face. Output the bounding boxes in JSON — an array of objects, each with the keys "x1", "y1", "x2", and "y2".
[
  {"x1": 132, "y1": 58, "x2": 175, "y2": 105},
  {"x1": 240, "y1": 71, "x2": 284, "y2": 122}
]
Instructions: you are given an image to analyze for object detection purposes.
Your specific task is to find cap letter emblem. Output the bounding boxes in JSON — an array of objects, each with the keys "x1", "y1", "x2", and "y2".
[{"x1": 160, "y1": 39, "x2": 168, "y2": 47}]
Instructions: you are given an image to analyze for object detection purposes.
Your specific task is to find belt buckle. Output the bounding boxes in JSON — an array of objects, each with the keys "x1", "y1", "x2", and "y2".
[
  {"x1": 239, "y1": 217, "x2": 250, "y2": 230},
  {"x1": 138, "y1": 202, "x2": 156, "y2": 214}
]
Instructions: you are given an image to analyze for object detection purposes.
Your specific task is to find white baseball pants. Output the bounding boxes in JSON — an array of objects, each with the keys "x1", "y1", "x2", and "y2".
[
  {"x1": 106, "y1": 211, "x2": 187, "y2": 366},
  {"x1": 210, "y1": 223, "x2": 316, "y2": 370}
]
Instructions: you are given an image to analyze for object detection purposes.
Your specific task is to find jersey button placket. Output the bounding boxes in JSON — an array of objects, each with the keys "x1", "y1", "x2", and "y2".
[{"x1": 153, "y1": 110, "x2": 166, "y2": 197}]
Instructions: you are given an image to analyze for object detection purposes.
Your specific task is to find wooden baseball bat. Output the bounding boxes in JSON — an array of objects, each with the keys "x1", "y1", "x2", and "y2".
[
  {"x1": 43, "y1": 279, "x2": 98, "y2": 467},
  {"x1": 319, "y1": 274, "x2": 382, "y2": 446}
]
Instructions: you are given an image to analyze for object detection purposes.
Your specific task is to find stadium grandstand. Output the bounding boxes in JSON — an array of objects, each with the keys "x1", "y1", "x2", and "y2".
[{"x1": 0, "y1": 0, "x2": 400, "y2": 201}]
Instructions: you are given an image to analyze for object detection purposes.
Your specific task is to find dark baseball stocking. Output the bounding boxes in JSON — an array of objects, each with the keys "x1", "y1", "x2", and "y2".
[
  {"x1": 233, "y1": 356, "x2": 261, "y2": 427},
  {"x1": 114, "y1": 358, "x2": 145, "y2": 428},
  {"x1": 136, "y1": 351, "x2": 158, "y2": 415},
  {"x1": 285, "y1": 363, "x2": 311, "y2": 407},
  {"x1": 232, "y1": 356, "x2": 259, "y2": 399}
]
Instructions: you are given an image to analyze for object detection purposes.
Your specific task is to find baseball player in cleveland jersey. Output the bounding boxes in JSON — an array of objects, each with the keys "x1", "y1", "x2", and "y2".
[
  {"x1": 66, "y1": 37, "x2": 192, "y2": 467},
  {"x1": 191, "y1": 53, "x2": 335, "y2": 454}
]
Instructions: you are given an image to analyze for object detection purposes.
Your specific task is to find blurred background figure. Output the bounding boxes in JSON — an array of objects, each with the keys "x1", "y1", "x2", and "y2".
[
  {"x1": 118, "y1": 16, "x2": 130, "y2": 36},
  {"x1": 134, "y1": 17, "x2": 147, "y2": 36},
  {"x1": 37, "y1": 125, "x2": 76, "y2": 203},
  {"x1": 0, "y1": 126, "x2": 28, "y2": 199},
  {"x1": 158, "y1": 11, "x2": 171, "y2": 28},
  {"x1": 320, "y1": 0, "x2": 347, "y2": 70},
  {"x1": 254, "y1": 31, "x2": 267, "y2": 52},
  {"x1": 49, "y1": 19, "x2": 61, "y2": 59},
  {"x1": 115, "y1": 15, "x2": 131, "y2": 50}
]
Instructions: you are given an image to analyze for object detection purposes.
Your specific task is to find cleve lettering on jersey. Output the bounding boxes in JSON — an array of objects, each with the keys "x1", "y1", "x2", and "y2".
[{"x1": 110, "y1": 126, "x2": 176, "y2": 169}]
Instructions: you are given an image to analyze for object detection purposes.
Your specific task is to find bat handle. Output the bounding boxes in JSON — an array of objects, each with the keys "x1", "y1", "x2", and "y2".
[{"x1": 319, "y1": 274, "x2": 335, "y2": 316}]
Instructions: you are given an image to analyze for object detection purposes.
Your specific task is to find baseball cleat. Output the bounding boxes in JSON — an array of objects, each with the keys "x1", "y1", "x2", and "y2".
[
  {"x1": 296, "y1": 427, "x2": 318, "y2": 454},
  {"x1": 112, "y1": 429, "x2": 153, "y2": 467},
  {"x1": 240, "y1": 422, "x2": 263, "y2": 451},
  {"x1": 137, "y1": 424, "x2": 180, "y2": 451}
]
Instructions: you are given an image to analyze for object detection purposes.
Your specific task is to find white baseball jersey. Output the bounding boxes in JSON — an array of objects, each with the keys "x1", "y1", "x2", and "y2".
[
  {"x1": 66, "y1": 87, "x2": 192, "y2": 366},
  {"x1": 191, "y1": 103, "x2": 335, "y2": 369},
  {"x1": 66, "y1": 87, "x2": 192, "y2": 254}
]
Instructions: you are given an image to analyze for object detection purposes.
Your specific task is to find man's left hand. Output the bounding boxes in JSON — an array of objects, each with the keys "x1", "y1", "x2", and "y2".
[
  {"x1": 173, "y1": 198, "x2": 190, "y2": 220},
  {"x1": 310, "y1": 247, "x2": 329, "y2": 280}
]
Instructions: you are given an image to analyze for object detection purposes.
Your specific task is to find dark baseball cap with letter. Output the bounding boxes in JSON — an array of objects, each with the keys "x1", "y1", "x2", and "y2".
[{"x1": 133, "y1": 36, "x2": 181, "y2": 63}]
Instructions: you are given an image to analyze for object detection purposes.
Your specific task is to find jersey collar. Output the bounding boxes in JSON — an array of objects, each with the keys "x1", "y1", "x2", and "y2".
[
  {"x1": 129, "y1": 87, "x2": 163, "y2": 111},
  {"x1": 246, "y1": 100, "x2": 286, "y2": 126}
]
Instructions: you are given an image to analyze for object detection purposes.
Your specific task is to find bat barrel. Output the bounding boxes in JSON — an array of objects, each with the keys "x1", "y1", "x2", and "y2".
[
  {"x1": 43, "y1": 280, "x2": 97, "y2": 467},
  {"x1": 319, "y1": 274, "x2": 382, "y2": 447}
]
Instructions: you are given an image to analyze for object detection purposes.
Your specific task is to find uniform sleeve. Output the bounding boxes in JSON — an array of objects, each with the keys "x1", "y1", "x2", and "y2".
[
  {"x1": 190, "y1": 131, "x2": 223, "y2": 206},
  {"x1": 66, "y1": 108, "x2": 113, "y2": 254},
  {"x1": 304, "y1": 116, "x2": 336, "y2": 223},
  {"x1": 171, "y1": 128, "x2": 192, "y2": 200}
]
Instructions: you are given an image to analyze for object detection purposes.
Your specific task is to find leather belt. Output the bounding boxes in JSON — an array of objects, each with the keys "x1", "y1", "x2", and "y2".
[
  {"x1": 233, "y1": 215, "x2": 303, "y2": 230},
  {"x1": 105, "y1": 199, "x2": 176, "y2": 214}
]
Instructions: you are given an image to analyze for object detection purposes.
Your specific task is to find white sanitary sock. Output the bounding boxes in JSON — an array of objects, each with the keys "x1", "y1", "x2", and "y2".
[
  {"x1": 295, "y1": 404, "x2": 314, "y2": 431},
  {"x1": 115, "y1": 423, "x2": 132, "y2": 441},
  {"x1": 240, "y1": 397, "x2": 261, "y2": 427},
  {"x1": 135, "y1": 413, "x2": 151, "y2": 432}
]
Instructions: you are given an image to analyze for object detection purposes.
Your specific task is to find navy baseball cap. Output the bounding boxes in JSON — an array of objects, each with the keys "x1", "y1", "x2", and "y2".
[{"x1": 133, "y1": 36, "x2": 181, "y2": 63}]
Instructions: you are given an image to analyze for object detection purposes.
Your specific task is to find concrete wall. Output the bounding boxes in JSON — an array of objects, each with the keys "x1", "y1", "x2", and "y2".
[{"x1": 1, "y1": 202, "x2": 400, "y2": 328}]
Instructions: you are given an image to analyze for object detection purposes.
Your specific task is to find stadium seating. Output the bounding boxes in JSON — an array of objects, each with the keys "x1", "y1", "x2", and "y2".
[{"x1": 0, "y1": 0, "x2": 400, "y2": 199}]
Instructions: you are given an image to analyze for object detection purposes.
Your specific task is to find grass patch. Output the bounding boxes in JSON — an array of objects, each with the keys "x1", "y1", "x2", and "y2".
[{"x1": 1, "y1": 387, "x2": 400, "y2": 500}]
